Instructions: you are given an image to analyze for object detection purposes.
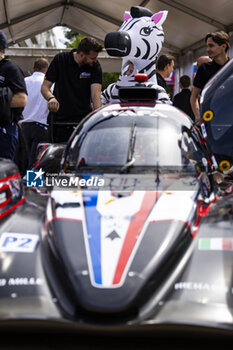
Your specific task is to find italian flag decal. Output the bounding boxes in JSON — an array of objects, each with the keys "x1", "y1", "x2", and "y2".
[{"x1": 199, "y1": 238, "x2": 233, "y2": 251}]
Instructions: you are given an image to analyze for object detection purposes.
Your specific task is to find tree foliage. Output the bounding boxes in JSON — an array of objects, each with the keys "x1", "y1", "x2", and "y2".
[
  {"x1": 64, "y1": 29, "x2": 84, "y2": 48},
  {"x1": 102, "y1": 72, "x2": 119, "y2": 91}
]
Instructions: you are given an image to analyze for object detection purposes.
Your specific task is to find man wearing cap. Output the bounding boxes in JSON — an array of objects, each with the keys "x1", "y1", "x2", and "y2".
[{"x1": 0, "y1": 30, "x2": 27, "y2": 160}]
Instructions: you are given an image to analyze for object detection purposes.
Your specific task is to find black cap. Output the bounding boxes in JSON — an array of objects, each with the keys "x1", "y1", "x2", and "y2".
[{"x1": 0, "y1": 30, "x2": 7, "y2": 50}]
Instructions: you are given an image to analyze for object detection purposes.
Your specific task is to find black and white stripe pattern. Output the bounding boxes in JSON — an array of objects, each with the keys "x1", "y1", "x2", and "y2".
[
  {"x1": 102, "y1": 10, "x2": 170, "y2": 104},
  {"x1": 101, "y1": 81, "x2": 170, "y2": 104}
]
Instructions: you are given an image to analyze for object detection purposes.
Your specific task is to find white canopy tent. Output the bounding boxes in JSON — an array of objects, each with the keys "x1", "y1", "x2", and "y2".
[{"x1": 1, "y1": 0, "x2": 233, "y2": 85}]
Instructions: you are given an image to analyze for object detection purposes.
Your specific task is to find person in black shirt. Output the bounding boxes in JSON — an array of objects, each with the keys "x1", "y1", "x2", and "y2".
[
  {"x1": 156, "y1": 54, "x2": 175, "y2": 90},
  {"x1": 190, "y1": 31, "x2": 230, "y2": 123},
  {"x1": 41, "y1": 37, "x2": 103, "y2": 143},
  {"x1": 0, "y1": 30, "x2": 27, "y2": 160},
  {"x1": 173, "y1": 75, "x2": 195, "y2": 122}
]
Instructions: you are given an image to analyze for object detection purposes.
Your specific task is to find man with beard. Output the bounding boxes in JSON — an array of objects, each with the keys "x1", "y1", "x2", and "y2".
[
  {"x1": 190, "y1": 31, "x2": 230, "y2": 123},
  {"x1": 41, "y1": 37, "x2": 103, "y2": 142}
]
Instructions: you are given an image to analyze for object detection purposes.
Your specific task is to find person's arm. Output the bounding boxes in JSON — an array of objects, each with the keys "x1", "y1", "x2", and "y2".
[
  {"x1": 10, "y1": 92, "x2": 27, "y2": 108},
  {"x1": 190, "y1": 86, "x2": 201, "y2": 123},
  {"x1": 41, "y1": 79, "x2": 59, "y2": 113},
  {"x1": 7, "y1": 66, "x2": 27, "y2": 108},
  {"x1": 91, "y1": 83, "x2": 102, "y2": 110},
  {"x1": 172, "y1": 95, "x2": 177, "y2": 106}
]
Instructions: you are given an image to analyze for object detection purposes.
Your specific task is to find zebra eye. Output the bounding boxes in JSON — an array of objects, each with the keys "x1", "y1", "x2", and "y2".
[{"x1": 140, "y1": 26, "x2": 153, "y2": 36}]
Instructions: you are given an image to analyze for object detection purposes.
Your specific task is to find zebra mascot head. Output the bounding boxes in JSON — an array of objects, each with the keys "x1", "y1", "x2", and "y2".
[{"x1": 102, "y1": 6, "x2": 169, "y2": 104}]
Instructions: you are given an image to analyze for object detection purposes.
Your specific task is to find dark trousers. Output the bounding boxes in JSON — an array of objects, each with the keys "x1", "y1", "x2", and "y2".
[
  {"x1": 21, "y1": 122, "x2": 49, "y2": 169},
  {"x1": 0, "y1": 125, "x2": 18, "y2": 160},
  {"x1": 48, "y1": 124, "x2": 76, "y2": 143},
  {"x1": 14, "y1": 125, "x2": 28, "y2": 176},
  {"x1": 47, "y1": 112, "x2": 83, "y2": 143}
]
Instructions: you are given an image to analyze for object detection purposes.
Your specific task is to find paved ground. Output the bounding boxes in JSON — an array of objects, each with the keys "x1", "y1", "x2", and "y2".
[{"x1": 1, "y1": 333, "x2": 233, "y2": 350}]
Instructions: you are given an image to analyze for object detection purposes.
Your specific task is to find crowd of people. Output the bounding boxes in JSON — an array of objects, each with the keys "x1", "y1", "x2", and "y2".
[
  {"x1": 0, "y1": 33, "x2": 103, "y2": 172},
  {"x1": 0, "y1": 29, "x2": 231, "y2": 174}
]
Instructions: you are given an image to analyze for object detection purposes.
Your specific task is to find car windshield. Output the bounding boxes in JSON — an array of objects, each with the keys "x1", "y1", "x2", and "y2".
[
  {"x1": 66, "y1": 111, "x2": 203, "y2": 174},
  {"x1": 77, "y1": 127, "x2": 130, "y2": 166}
]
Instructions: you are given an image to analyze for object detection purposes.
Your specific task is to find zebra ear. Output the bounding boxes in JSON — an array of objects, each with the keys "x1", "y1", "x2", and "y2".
[
  {"x1": 152, "y1": 11, "x2": 168, "y2": 27},
  {"x1": 124, "y1": 11, "x2": 132, "y2": 21}
]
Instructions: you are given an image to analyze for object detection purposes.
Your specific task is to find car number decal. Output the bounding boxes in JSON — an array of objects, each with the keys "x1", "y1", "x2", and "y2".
[{"x1": 0, "y1": 233, "x2": 39, "y2": 253}]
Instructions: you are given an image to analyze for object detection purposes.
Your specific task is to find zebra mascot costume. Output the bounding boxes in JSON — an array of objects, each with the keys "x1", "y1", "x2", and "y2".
[{"x1": 101, "y1": 6, "x2": 170, "y2": 104}]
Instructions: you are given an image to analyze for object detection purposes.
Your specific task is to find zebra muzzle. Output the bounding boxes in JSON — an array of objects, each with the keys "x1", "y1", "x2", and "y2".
[{"x1": 104, "y1": 31, "x2": 131, "y2": 57}]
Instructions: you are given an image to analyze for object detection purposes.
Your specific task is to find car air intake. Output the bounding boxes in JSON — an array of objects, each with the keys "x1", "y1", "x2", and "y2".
[{"x1": 118, "y1": 86, "x2": 158, "y2": 102}]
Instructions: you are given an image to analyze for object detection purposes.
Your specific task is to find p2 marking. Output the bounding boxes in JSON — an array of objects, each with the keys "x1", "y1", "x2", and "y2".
[{"x1": 0, "y1": 233, "x2": 39, "y2": 253}]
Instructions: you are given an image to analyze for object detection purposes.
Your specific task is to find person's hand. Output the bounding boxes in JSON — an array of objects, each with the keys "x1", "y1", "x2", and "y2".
[
  {"x1": 48, "y1": 97, "x2": 60, "y2": 113},
  {"x1": 194, "y1": 119, "x2": 201, "y2": 126}
]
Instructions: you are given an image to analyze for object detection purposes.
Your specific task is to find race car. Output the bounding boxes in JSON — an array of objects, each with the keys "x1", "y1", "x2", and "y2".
[
  {"x1": 200, "y1": 58, "x2": 233, "y2": 174},
  {"x1": 0, "y1": 83, "x2": 233, "y2": 345}
]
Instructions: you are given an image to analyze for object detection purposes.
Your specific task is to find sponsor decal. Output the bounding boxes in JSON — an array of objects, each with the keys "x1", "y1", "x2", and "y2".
[
  {"x1": 174, "y1": 281, "x2": 228, "y2": 292},
  {"x1": 0, "y1": 277, "x2": 43, "y2": 287},
  {"x1": 105, "y1": 230, "x2": 120, "y2": 240},
  {"x1": 80, "y1": 72, "x2": 91, "y2": 79},
  {"x1": 219, "y1": 160, "x2": 231, "y2": 172},
  {"x1": 0, "y1": 233, "x2": 39, "y2": 253},
  {"x1": 202, "y1": 110, "x2": 213, "y2": 122},
  {"x1": 211, "y1": 153, "x2": 218, "y2": 169},
  {"x1": 199, "y1": 238, "x2": 233, "y2": 251},
  {"x1": 200, "y1": 122, "x2": 207, "y2": 139}
]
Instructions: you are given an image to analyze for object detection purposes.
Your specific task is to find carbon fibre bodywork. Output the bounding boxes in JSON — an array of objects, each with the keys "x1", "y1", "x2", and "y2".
[
  {"x1": 0, "y1": 85, "x2": 233, "y2": 341},
  {"x1": 200, "y1": 58, "x2": 233, "y2": 173}
]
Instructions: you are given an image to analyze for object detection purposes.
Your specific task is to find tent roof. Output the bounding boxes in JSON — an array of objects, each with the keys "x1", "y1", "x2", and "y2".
[{"x1": 1, "y1": 0, "x2": 233, "y2": 59}]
